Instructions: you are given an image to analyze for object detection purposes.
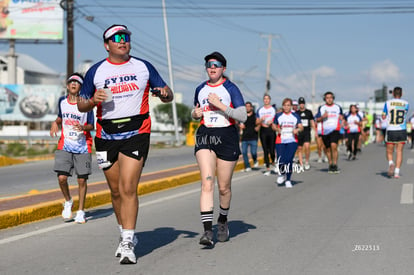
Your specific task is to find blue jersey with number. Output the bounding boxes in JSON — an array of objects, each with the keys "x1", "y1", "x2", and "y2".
[{"x1": 382, "y1": 98, "x2": 409, "y2": 131}]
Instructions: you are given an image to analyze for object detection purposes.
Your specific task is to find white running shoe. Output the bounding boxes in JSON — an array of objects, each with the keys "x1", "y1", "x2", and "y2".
[
  {"x1": 317, "y1": 158, "x2": 323, "y2": 163},
  {"x1": 276, "y1": 175, "x2": 286, "y2": 184},
  {"x1": 264, "y1": 171, "x2": 271, "y2": 176},
  {"x1": 323, "y1": 156, "x2": 328, "y2": 163},
  {"x1": 119, "y1": 241, "x2": 136, "y2": 264},
  {"x1": 244, "y1": 167, "x2": 252, "y2": 172},
  {"x1": 253, "y1": 161, "x2": 259, "y2": 168},
  {"x1": 304, "y1": 163, "x2": 310, "y2": 170},
  {"x1": 62, "y1": 199, "x2": 73, "y2": 220},
  {"x1": 74, "y1": 210, "x2": 86, "y2": 224},
  {"x1": 285, "y1": 180, "x2": 293, "y2": 188},
  {"x1": 116, "y1": 235, "x2": 138, "y2": 257}
]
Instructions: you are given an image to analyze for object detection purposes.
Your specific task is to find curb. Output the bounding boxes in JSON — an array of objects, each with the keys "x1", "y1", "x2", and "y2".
[
  {"x1": 0, "y1": 144, "x2": 317, "y2": 230},
  {"x1": 0, "y1": 170, "x2": 203, "y2": 230}
]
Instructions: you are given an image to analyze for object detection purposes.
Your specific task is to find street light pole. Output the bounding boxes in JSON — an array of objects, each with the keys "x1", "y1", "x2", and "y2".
[{"x1": 161, "y1": 0, "x2": 180, "y2": 145}]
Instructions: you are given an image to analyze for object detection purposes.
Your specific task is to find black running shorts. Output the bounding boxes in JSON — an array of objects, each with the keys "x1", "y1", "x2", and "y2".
[
  {"x1": 95, "y1": 133, "x2": 150, "y2": 170},
  {"x1": 321, "y1": 130, "x2": 340, "y2": 149},
  {"x1": 385, "y1": 130, "x2": 407, "y2": 143},
  {"x1": 194, "y1": 125, "x2": 241, "y2": 161}
]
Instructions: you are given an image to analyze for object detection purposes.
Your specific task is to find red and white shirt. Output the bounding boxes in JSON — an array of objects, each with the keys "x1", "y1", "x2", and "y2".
[
  {"x1": 57, "y1": 96, "x2": 94, "y2": 153},
  {"x1": 80, "y1": 56, "x2": 167, "y2": 140}
]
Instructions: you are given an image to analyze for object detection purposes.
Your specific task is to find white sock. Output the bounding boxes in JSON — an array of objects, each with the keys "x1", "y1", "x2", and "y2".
[
  {"x1": 118, "y1": 225, "x2": 123, "y2": 234},
  {"x1": 122, "y1": 229, "x2": 135, "y2": 243},
  {"x1": 395, "y1": 168, "x2": 400, "y2": 175},
  {"x1": 389, "y1": 160, "x2": 394, "y2": 166}
]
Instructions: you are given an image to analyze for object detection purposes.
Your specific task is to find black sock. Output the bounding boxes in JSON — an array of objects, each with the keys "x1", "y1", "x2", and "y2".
[
  {"x1": 218, "y1": 206, "x2": 229, "y2": 223},
  {"x1": 200, "y1": 211, "x2": 213, "y2": 232}
]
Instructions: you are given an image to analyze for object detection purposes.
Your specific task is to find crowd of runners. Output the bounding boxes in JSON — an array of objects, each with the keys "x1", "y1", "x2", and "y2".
[
  {"x1": 240, "y1": 87, "x2": 410, "y2": 185},
  {"x1": 47, "y1": 23, "x2": 411, "y2": 264}
]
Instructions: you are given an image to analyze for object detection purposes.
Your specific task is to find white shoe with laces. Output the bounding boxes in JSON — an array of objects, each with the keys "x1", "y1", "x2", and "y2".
[
  {"x1": 285, "y1": 180, "x2": 293, "y2": 188},
  {"x1": 264, "y1": 171, "x2": 271, "y2": 176},
  {"x1": 62, "y1": 199, "x2": 73, "y2": 220},
  {"x1": 116, "y1": 235, "x2": 138, "y2": 257},
  {"x1": 119, "y1": 241, "x2": 136, "y2": 264},
  {"x1": 74, "y1": 210, "x2": 86, "y2": 224},
  {"x1": 253, "y1": 162, "x2": 259, "y2": 168}
]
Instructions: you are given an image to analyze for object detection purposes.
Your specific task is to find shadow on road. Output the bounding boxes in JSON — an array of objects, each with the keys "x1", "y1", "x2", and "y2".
[
  {"x1": 215, "y1": 220, "x2": 256, "y2": 239},
  {"x1": 134, "y1": 220, "x2": 256, "y2": 256},
  {"x1": 377, "y1": 171, "x2": 391, "y2": 179},
  {"x1": 85, "y1": 207, "x2": 114, "y2": 222},
  {"x1": 135, "y1": 227, "x2": 198, "y2": 257}
]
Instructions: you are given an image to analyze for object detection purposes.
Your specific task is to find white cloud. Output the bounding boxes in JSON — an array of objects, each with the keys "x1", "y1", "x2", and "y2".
[
  {"x1": 314, "y1": 66, "x2": 336, "y2": 78},
  {"x1": 369, "y1": 60, "x2": 400, "y2": 83}
]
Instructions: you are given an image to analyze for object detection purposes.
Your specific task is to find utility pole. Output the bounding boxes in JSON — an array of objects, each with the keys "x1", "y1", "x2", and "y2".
[
  {"x1": 260, "y1": 34, "x2": 278, "y2": 95},
  {"x1": 63, "y1": 0, "x2": 74, "y2": 79},
  {"x1": 7, "y1": 39, "x2": 17, "y2": 84},
  {"x1": 311, "y1": 72, "x2": 316, "y2": 113}
]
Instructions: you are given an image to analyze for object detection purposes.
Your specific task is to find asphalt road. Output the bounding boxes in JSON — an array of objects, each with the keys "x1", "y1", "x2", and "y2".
[
  {"x1": 1, "y1": 143, "x2": 414, "y2": 274},
  {"x1": 0, "y1": 145, "x2": 196, "y2": 198}
]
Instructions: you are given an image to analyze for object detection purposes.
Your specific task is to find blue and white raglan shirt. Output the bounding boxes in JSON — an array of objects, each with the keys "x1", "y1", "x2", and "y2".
[
  {"x1": 57, "y1": 96, "x2": 94, "y2": 154},
  {"x1": 382, "y1": 98, "x2": 409, "y2": 132},
  {"x1": 344, "y1": 113, "x2": 363, "y2": 133},
  {"x1": 79, "y1": 56, "x2": 166, "y2": 140},
  {"x1": 194, "y1": 78, "x2": 245, "y2": 128},
  {"x1": 274, "y1": 112, "x2": 301, "y2": 144},
  {"x1": 315, "y1": 103, "x2": 343, "y2": 135},
  {"x1": 256, "y1": 105, "x2": 277, "y2": 127}
]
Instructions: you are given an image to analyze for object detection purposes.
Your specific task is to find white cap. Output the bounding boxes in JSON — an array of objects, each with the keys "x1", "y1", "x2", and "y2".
[
  {"x1": 103, "y1": 25, "x2": 131, "y2": 40},
  {"x1": 67, "y1": 74, "x2": 83, "y2": 85}
]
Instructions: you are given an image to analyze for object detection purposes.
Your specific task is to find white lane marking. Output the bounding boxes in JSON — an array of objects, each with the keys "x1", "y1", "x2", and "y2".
[
  {"x1": 400, "y1": 183, "x2": 414, "y2": 204},
  {"x1": 0, "y1": 171, "x2": 260, "y2": 245},
  {"x1": 406, "y1": 158, "x2": 414, "y2": 165},
  {"x1": 0, "y1": 189, "x2": 199, "y2": 245},
  {"x1": 0, "y1": 222, "x2": 72, "y2": 245}
]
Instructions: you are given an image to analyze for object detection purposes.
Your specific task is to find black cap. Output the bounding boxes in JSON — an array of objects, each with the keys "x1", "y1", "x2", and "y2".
[
  {"x1": 204, "y1": 51, "x2": 227, "y2": 67},
  {"x1": 298, "y1": 97, "x2": 305, "y2": 104}
]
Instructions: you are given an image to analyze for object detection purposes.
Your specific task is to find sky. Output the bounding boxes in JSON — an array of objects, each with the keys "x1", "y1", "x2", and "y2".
[{"x1": 1, "y1": 0, "x2": 413, "y2": 109}]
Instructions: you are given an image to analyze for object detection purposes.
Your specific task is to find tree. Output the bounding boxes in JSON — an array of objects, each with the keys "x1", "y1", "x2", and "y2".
[{"x1": 153, "y1": 103, "x2": 192, "y2": 130}]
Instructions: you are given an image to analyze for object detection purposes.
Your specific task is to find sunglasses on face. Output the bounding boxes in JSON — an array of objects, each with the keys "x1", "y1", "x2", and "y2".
[
  {"x1": 205, "y1": 60, "x2": 223, "y2": 68},
  {"x1": 110, "y1": 33, "x2": 130, "y2": 43}
]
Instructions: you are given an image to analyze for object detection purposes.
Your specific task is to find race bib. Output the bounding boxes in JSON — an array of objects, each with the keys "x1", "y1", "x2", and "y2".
[
  {"x1": 64, "y1": 127, "x2": 84, "y2": 141},
  {"x1": 281, "y1": 126, "x2": 294, "y2": 140},
  {"x1": 302, "y1": 119, "x2": 309, "y2": 127},
  {"x1": 204, "y1": 111, "x2": 230, "y2": 128},
  {"x1": 324, "y1": 117, "x2": 337, "y2": 128},
  {"x1": 96, "y1": 151, "x2": 112, "y2": 169},
  {"x1": 349, "y1": 124, "x2": 358, "y2": 132}
]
